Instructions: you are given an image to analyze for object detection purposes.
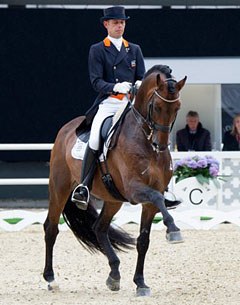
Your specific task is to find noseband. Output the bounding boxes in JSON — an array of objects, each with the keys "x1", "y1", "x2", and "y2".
[{"x1": 132, "y1": 78, "x2": 180, "y2": 153}]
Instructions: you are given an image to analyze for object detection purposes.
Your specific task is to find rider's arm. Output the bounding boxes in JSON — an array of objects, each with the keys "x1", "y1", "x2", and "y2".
[
  {"x1": 88, "y1": 44, "x2": 115, "y2": 95},
  {"x1": 134, "y1": 45, "x2": 145, "y2": 82}
]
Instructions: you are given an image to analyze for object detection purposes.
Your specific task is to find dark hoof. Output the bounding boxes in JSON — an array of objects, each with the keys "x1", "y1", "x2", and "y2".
[
  {"x1": 136, "y1": 287, "x2": 151, "y2": 297},
  {"x1": 165, "y1": 198, "x2": 182, "y2": 210},
  {"x1": 106, "y1": 276, "x2": 120, "y2": 291},
  {"x1": 43, "y1": 271, "x2": 54, "y2": 283},
  {"x1": 166, "y1": 231, "x2": 184, "y2": 244}
]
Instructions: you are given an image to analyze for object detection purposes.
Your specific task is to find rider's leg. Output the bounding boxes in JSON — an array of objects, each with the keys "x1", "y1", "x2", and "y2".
[
  {"x1": 71, "y1": 144, "x2": 98, "y2": 209},
  {"x1": 72, "y1": 97, "x2": 128, "y2": 210},
  {"x1": 71, "y1": 108, "x2": 104, "y2": 209}
]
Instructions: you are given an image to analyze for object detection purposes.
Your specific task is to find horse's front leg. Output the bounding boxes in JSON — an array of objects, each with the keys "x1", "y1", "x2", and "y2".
[
  {"x1": 133, "y1": 204, "x2": 157, "y2": 297},
  {"x1": 92, "y1": 201, "x2": 123, "y2": 291},
  {"x1": 132, "y1": 186, "x2": 183, "y2": 244}
]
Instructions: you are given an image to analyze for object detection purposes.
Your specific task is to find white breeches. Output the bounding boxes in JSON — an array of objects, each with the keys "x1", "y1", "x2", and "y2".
[{"x1": 88, "y1": 96, "x2": 128, "y2": 150}]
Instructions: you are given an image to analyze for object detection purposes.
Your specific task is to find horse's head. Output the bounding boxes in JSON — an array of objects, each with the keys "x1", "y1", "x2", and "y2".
[{"x1": 133, "y1": 65, "x2": 187, "y2": 153}]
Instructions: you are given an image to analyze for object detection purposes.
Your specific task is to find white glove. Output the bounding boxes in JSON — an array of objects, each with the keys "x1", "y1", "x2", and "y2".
[
  {"x1": 135, "y1": 80, "x2": 142, "y2": 89},
  {"x1": 113, "y1": 82, "x2": 132, "y2": 94}
]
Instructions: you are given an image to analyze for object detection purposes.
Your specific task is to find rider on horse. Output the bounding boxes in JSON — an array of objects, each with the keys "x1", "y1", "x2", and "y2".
[{"x1": 71, "y1": 6, "x2": 181, "y2": 210}]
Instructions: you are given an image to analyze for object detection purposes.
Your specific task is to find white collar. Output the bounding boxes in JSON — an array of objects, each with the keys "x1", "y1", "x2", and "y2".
[{"x1": 108, "y1": 35, "x2": 122, "y2": 51}]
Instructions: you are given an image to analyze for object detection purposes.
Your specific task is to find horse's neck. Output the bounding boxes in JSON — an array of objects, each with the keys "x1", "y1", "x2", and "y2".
[
  {"x1": 134, "y1": 79, "x2": 156, "y2": 117},
  {"x1": 134, "y1": 89, "x2": 148, "y2": 117},
  {"x1": 121, "y1": 110, "x2": 147, "y2": 144}
]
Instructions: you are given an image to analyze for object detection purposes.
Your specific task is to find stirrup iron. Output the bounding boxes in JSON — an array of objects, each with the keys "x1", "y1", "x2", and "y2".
[{"x1": 71, "y1": 184, "x2": 90, "y2": 210}]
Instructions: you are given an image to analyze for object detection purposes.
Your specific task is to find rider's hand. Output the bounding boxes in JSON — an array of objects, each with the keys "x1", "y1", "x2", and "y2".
[
  {"x1": 134, "y1": 80, "x2": 142, "y2": 89},
  {"x1": 113, "y1": 82, "x2": 132, "y2": 94}
]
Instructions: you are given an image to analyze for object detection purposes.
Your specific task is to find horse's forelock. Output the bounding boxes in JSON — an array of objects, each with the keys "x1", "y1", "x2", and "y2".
[
  {"x1": 167, "y1": 79, "x2": 176, "y2": 94},
  {"x1": 144, "y1": 64, "x2": 172, "y2": 79},
  {"x1": 155, "y1": 73, "x2": 176, "y2": 95},
  {"x1": 144, "y1": 65, "x2": 176, "y2": 93}
]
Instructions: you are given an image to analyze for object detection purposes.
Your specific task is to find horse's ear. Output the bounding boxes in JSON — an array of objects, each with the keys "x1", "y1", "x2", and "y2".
[
  {"x1": 156, "y1": 73, "x2": 164, "y2": 89},
  {"x1": 176, "y1": 76, "x2": 187, "y2": 91}
]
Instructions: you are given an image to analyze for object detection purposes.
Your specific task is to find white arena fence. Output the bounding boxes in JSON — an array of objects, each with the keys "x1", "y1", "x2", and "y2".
[
  {"x1": 0, "y1": 144, "x2": 53, "y2": 186},
  {"x1": 0, "y1": 144, "x2": 240, "y2": 231}
]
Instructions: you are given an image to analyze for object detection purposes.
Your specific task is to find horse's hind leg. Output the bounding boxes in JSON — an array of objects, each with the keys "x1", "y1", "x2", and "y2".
[
  {"x1": 92, "y1": 201, "x2": 123, "y2": 291},
  {"x1": 43, "y1": 212, "x2": 60, "y2": 290},
  {"x1": 43, "y1": 167, "x2": 72, "y2": 290}
]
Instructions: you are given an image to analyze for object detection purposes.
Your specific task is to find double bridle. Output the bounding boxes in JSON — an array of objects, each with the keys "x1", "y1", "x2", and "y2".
[{"x1": 132, "y1": 79, "x2": 180, "y2": 153}]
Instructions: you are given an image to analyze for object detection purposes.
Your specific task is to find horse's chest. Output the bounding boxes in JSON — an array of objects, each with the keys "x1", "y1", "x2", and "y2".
[
  {"x1": 146, "y1": 159, "x2": 172, "y2": 186},
  {"x1": 156, "y1": 157, "x2": 172, "y2": 172}
]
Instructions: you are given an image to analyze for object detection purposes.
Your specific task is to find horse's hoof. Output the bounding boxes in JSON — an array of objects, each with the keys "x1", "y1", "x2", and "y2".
[
  {"x1": 47, "y1": 280, "x2": 59, "y2": 291},
  {"x1": 166, "y1": 231, "x2": 184, "y2": 244},
  {"x1": 136, "y1": 287, "x2": 151, "y2": 297},
  {"x1": 106, "y1": 276, "x2": 120, "y2": 291}
]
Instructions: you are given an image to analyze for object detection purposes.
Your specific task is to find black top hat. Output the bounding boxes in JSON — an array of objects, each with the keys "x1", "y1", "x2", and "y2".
[{"x1": 100, "y1": 6, "x2": 130, "y2": 23}]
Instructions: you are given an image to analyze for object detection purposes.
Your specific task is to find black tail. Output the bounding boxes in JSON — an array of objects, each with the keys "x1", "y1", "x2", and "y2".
[{"x1": 62, "y1": 197, "x2": 135, "y2": 254}]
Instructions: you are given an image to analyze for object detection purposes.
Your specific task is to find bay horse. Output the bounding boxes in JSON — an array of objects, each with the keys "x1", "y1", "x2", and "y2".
[{"x1": 43, "y1": 65, "x2": 187, "y2": 296}]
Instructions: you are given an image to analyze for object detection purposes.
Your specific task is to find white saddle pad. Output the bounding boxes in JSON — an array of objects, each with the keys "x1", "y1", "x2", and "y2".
[{"x1": 71, "y1": 139, "x2": 88, "y2": 160}]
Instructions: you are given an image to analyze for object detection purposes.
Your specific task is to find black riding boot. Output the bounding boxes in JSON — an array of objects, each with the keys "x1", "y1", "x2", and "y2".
[{"x1": 71, "y1": 144, "x2": 98, "y2": 210}]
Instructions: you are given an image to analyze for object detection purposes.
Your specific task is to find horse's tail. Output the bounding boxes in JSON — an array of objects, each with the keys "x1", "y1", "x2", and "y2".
[{"x1": 62, "y1": 197, "x2": 135, "y2": 254}]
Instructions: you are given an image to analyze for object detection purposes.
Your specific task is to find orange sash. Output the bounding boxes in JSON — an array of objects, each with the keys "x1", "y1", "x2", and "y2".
[{"x1": 110, "y1": 93, "x2": 125, "y2": 100}]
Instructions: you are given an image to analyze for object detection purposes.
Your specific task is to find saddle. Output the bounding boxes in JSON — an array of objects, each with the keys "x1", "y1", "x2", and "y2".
[
  {"x1": 74, "y1": 103, "x2": 131, "y2": 202},
  {"x1": 76, "y1": 102, "x2": 131, "y2": 156}
]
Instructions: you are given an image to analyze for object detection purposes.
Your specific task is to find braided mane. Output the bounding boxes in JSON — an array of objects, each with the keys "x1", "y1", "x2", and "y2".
[{"x1": 144, "y1": 64, "x2": 172, "y2": 79}]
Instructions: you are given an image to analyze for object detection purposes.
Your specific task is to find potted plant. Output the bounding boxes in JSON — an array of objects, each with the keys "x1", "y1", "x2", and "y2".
[{"x1": 173, "y1": 155, "x2": 225, "y2": 188}]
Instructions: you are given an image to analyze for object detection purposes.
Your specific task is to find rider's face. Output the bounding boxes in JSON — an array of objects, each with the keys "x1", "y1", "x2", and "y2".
[{"x1": 104, "y1": 19, "x2": 126, "y2": 39}]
